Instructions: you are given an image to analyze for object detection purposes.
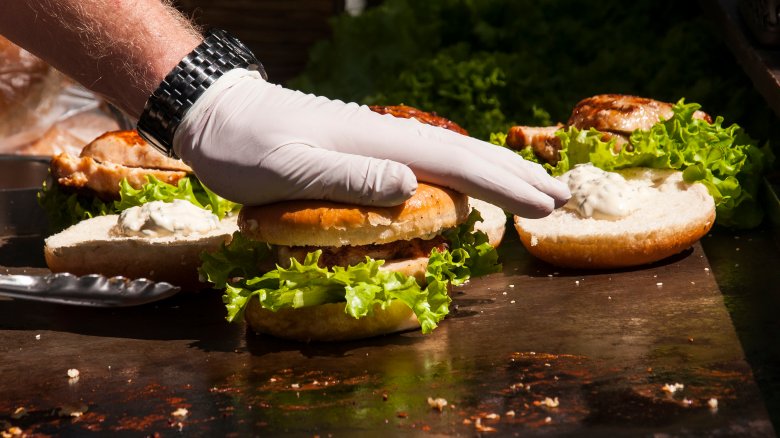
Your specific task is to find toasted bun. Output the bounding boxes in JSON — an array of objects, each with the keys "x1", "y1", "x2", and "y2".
[
  {"x1": 239, "y1": 183, "x2": 470, "y2": 247},
  {"x1": 245, "y1": 297, "x2": 420, "y2": 342},
  {"x1": 514, "y1": 168, "x2": 715, "y2": 269},
  {"x1": 44, "y1": 215, "x2": 238, "y2": 290},
  {"x1": 468, "y1": 197, "x2": 507, "y2": 247}
]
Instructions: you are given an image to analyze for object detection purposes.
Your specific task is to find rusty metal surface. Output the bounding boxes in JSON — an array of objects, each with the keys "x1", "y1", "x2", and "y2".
[{"x1": 0, "y1": 230, "x2": 775, "y2": 436}]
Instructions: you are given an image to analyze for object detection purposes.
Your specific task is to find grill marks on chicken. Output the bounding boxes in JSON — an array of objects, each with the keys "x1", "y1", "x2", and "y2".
[
  {"x1": 567, "y1": 94, "x2": 712, "y2": 134},
  {"x1": 369, "y1": 105, "x2": 470, "y2": 136},
  {"x1": 277, "y1": 235, "x2": 449, "y2": 269},
  {"x1": 50, "y1": 130, "x2": 192, "y2": 200},
  {"x1": 505, "y1": 94, "x2": 712, "y2": 164}
]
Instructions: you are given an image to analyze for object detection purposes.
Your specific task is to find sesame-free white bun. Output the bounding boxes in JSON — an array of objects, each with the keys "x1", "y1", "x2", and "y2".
[
  {"x1": 44, "y1": 214, "x2": 238, "y2": 290},
  {"x1": 245, "y1": 298, "x2": 421, "y2": 342},
  {"x1": 514, "y1": 168, "x2": 715, "y2": 269},
  {"x1": 238, "y1": 183, "x2": 470, "y2": 247},
  {"x1": 238, "y1": 183, "x2": 471, "y2": 342},
  {"x1": 468, "y1": 197, "x2": 507, "y2": 247}
]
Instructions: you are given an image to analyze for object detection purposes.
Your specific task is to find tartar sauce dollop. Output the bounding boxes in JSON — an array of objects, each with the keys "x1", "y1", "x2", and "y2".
[
  {"x1": 111, "y1": 199, "x2": 219, "y2": 237},
  {"x1": 558, "y1": 163, "x2": 641, "y2": 219}
]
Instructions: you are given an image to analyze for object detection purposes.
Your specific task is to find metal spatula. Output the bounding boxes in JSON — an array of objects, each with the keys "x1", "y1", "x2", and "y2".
[{"x1": 0, "y1": 272, "x2": 180, "y2": 307}]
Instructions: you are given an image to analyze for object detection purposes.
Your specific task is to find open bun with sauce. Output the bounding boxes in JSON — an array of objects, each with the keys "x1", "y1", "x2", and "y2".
[
  {"x1": 514, "y1": 165, "x2": 715, "y2": 269},
  {"x1": 44, "y1": 200, "x2": 238, "y2": 290}
]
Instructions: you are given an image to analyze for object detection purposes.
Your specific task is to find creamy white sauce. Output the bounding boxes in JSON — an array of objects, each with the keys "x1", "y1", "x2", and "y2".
[
  {"x1": 111, "y1": 199, "x2": 219, "y2": 237},
  {"x1": 558, "y1": 164, "x2": 641, "y2": 219}
]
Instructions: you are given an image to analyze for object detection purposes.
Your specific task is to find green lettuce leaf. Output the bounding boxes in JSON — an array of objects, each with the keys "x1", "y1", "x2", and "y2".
[
  {"x1": 114, "y1": 175, "x2": 239, "y2": 219},
  {"x1": 38, "y1": 174, "x2": 240, "y2": 231},
  {"x1": 218, "y1": 250, "x2": 451, "y2": 334},
  {"x1": 550, "y1": 100, "x2": 772, "y2": 228},
  {"x1": 200, "y1": 208, "x2": 501, "y2": 335},
  {"x1": 37, "y1": 180, "x2": 116, "y2": 232}
]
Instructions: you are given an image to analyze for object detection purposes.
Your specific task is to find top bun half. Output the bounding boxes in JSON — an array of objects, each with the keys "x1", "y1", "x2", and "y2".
[{"x1": 239, "y1": 183, "x2": 470, "y2": 247}]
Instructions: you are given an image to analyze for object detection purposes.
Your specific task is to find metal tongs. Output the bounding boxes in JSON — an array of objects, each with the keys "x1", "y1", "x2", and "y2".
[{"x1": 0, "y1": 273, "x2": 180, "y2": 307}]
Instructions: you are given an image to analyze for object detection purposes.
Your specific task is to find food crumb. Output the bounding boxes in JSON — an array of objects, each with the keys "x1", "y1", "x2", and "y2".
[
  {"x1": 704, "y1": 268, "x2": 710, "y2": 272},
  {"x1": 530, "y1": 236, "x2": 538, "y2": 246},
  {"x1": 656, "y1": 282, "x2": 663, "y2": 287},
  {"x1": 505, "y1": 410, "x2": 515, "y2": 417},
  {"x1": 2, "y1": 427, "x2": 22, "y2": 437},
  {"x1": 463, "y1": 418, "x2": 472, "y2": 425},
  {"x1": 662, "y1": 383, "x2": 684, "y2": 394},
  {"x1": 682, "y1": 398, "x2": 693, "y2": 406},
  {"x1": 535, "y1": 397, "x2": 560, "y2": 408},
  {"x1": 510, "y1": 300, "x2": 516, "y2": 304},
  {"x1": 545, "y1": 416, "x2": 552, "y2": 424},
  {"x1": 474, "y1": 417, "x2": 497, "y2": 433},
  {"x1": 396, "y1": 411, "x2": 408, "y2": 418},
  {"x1": 427, "y1": 397, "x2": 448, "y2": 412},
  {"x1": 708, "y1": 398, "x2": 718, "y2": 410},
  {"x1": 58, "y1": 403, "x2": 87, "y2": 418},
  {"x1": 502, "y1": 291, "x2": 507, "y2": 295},
  {"x1": 171, "y1": 408, "x2": 188, "y2": 418},
  {"x1": 509, "y1": 284, "x2": 515, "y2": 288},
  {"x1": 67, "y1": 368, "x2": 80, "y2": 378},
  {"x1": 575, "y1": 280, "x2": 580, "y2": 286},
  {"x1": 290, "y1": 383, "x2": 300, "y2": 389},
  {"x1": 11, "y1": 407, "x2": 27, "y2": 419},
  {"x1": 484, "y1": 413, "x2": 500, "y2": 420},
  {"x1": 608, "y1": 296, "x2": 612, "y2": 300},
  {"x1": 35, "y1": 334, "x2": 40, "y2": 340}
]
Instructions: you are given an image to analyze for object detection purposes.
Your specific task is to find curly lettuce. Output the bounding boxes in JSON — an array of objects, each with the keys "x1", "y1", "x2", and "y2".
[
  {"x1": 38, "y1": 175, "x2": 240, "y2": 231},
  {"x1": 199, "y1": 209, "x2": 501, "y2": 335},
  {"x1": 502, "y1": 101, "x2": 771, "y2": 228}
]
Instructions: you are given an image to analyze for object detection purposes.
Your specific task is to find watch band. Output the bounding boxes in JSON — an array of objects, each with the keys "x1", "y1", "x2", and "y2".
[{"x1": 137, "y1": 28, "x2": 267, "y2": 157}]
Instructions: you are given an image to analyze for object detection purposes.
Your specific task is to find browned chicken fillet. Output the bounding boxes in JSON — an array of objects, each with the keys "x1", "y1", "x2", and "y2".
[
  {"x1": 507, "y1": 94, "x2": 712, "y2": 163},
  {"x1": 50, "y1": 153, "x2": 188, "y2": 201},
  {"x1": 80, "y1": 130, "x2": 191, "y2": 171},
  {"x1": 369, "y1": 104, "x2": 469, "y2": 136},
  {"x1": 507, "y1": 125, "x2": 563, "y2": 164},
  {"x1": 568, "y1": 94, "x2": 712, "y2": 134}
]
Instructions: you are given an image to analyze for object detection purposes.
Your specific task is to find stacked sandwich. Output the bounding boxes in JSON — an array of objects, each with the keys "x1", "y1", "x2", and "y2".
[
  {"x1": 500, "y1": 94, "x2": 769, "y2": 268},
  {"x1": 40, "y1": 130, "x2": 240, "y2": 289}
]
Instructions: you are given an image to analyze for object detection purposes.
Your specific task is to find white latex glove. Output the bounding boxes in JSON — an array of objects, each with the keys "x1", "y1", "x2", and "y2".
[{"x1": 174, "y1": 69, "x2": 570, "y2": 218}]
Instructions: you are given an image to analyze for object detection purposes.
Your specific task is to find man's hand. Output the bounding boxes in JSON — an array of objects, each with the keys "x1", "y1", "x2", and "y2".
[{"x1": 175, "y1": 69, "x2": 570, "y2": 218}]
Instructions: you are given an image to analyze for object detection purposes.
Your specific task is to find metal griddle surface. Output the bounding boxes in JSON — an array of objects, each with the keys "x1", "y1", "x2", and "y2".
[{"x1": 0, "y1": 231, "x2": 774, "y2": 436}]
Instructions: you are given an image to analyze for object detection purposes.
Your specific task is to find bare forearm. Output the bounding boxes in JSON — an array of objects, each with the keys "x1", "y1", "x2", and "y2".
[{"x1": 0, "y1": 0, "x2": 201, "y2": 118}]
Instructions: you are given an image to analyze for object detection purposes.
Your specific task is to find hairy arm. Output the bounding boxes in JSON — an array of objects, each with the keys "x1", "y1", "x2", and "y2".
[{"x1": 0, "y1": 0, "x2": 201, "y2": 118}]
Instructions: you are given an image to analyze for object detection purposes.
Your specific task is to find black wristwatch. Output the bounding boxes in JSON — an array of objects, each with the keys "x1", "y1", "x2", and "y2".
[{"x1": 136, "y1": 28, "x2": 267, "y2": 157}]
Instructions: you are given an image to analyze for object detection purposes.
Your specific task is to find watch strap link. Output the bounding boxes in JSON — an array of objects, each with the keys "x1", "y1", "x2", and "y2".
[{"x1": 137, "y1": 28, "x2": 267, "y2": 157}]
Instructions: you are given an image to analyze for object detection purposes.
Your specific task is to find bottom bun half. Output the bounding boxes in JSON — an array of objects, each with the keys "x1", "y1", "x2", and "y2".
[
  {"x1": 245, "y1": 298, "x2": 420, "y2": 342},
  {"x1": 514, "y1": 169, "x2": 715, "y2": 269},
  {"x1": 44, "y1": 215, "x2": 237, "y2": 290}
]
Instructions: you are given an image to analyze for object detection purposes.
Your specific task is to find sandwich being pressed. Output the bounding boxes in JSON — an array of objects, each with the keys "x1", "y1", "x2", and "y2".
[{"x1": 200, "y1": 183, "x2": 502, "y2": 342}]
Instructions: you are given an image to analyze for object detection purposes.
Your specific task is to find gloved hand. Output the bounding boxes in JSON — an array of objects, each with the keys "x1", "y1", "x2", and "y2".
[{"x1": 174, "y1": 69, "x2": 570, "y2": 218}]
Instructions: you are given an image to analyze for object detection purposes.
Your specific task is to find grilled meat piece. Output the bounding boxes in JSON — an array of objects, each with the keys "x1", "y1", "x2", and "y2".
[
  {"x1": 369, "y1": 105, "x2": 469, "y2": 136},
  {"x1": 50, "y1": 153, "x2": 188, "y2": 201},
  {"x1": 277, "y1": 235, "x2": 449, "y2": 268},
  {"x1": 568, "y1": 94, "x2": 712, "y2": 135},
  {"x1": 80, "y1": 130, "x2": 191, "y2": 172},
  {"x1": 507, "y1": 125, "x2": 563, "y2": 164}
]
